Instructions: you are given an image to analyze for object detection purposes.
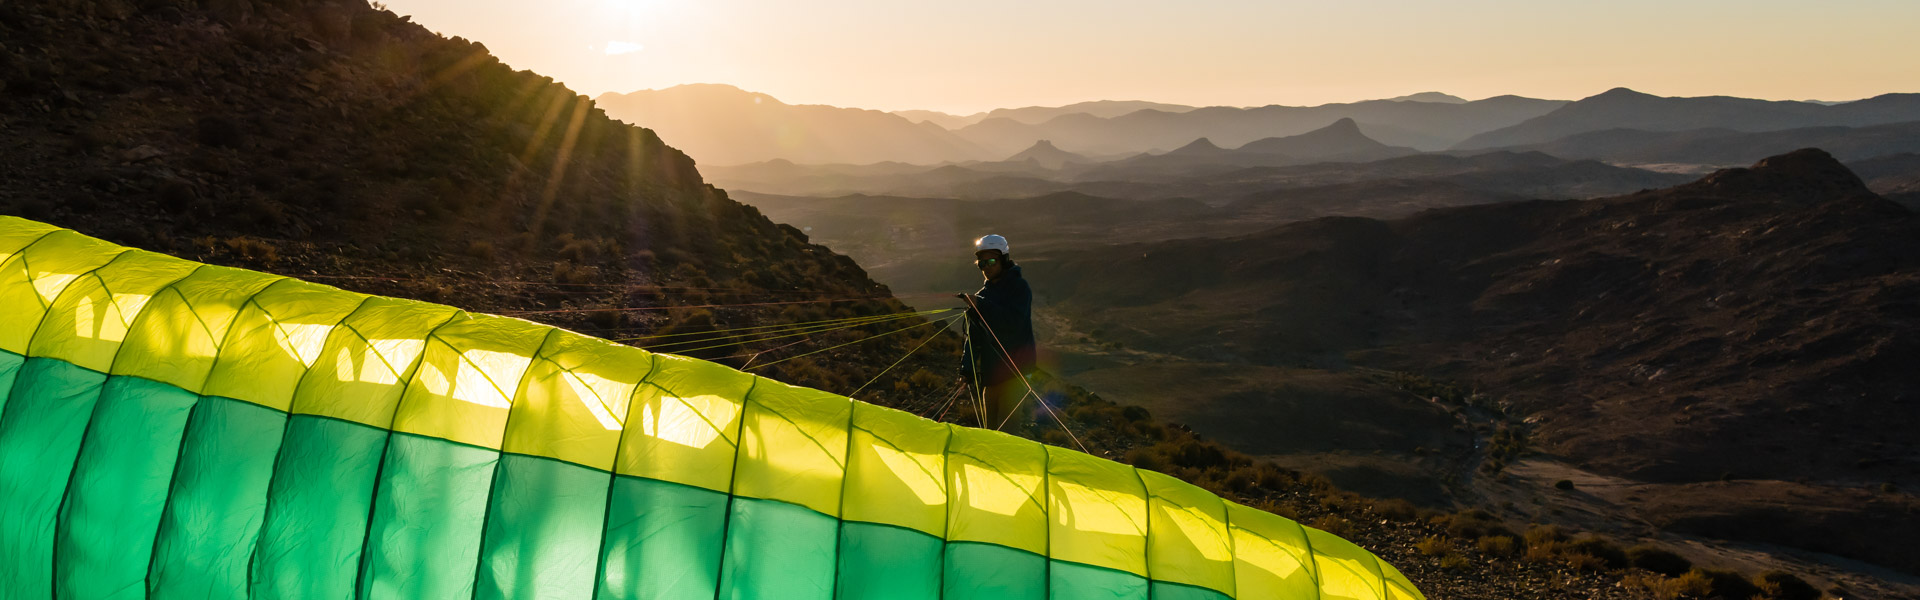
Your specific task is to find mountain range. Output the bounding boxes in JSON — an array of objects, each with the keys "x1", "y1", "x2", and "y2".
[
  {"x1": 1456, "y1": 87, "x2": 1920, "y2": 149},
  {"x1": 896, "y1": 99, "x2": 1199, "y2": 130},
  {"x1": 602, "y1": 85, "x2": 1920, "y2": 191},
  {"x1": 1497, "y1": 121, "x2": 1920, "y2": 167},
  {"x1": 595, "y1": 84, "x2": 991, "y2": 165}
]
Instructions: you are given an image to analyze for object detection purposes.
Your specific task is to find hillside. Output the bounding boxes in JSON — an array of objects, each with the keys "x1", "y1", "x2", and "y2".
[
  {"x1": 0, "y1": 0, "x2": 962, "y2": 405},
  {"x1": 1457, "y1": 88, "x2": 1920, "y2": 150},
  {"x1": 1030, "y1": 150, "x2": 1920, "y2": 577},
  {"x1": 594, "y1": 84, "x2": 990, "y2": 165}
]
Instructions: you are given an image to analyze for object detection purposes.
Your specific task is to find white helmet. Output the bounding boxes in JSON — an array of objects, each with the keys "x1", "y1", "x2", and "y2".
[{"x1": 975, "y1": 234, "x2": 1010, "y2": 255}]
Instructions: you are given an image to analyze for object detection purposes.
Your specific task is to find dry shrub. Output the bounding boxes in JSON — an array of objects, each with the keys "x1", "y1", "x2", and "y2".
[
  {"x1": 1565, "y1": 535, "x2": 1629, "y2": 569},
  {"x1": 1476, "y1": 535, "x2": 1517, "y2": 557},
  {"x1": 1692, "y1": 568, "x2": 1762, "y2": 600},
  {"x1": 223, "y1": 236, "x2": 278, "y2": 263},
  {"x1": 1524, "y1": 524, "x2": 1566, "y2": 547},
  {"x1": 1124, "y1": 447, "x2": 1167, "y2": 472},
  {"x1": 1308, "y1": 514, "x2": 1350, "y2": 537},
  {"x1": 1523, "y1": 540, "x2": 1562, "y2": 564},
  {"x1": 1671, "y1": 570, "x2": 1715, "y2": 598},
  {"x1": 552, "y1": 261, "x2": 594, "y2": 285},
  {"x1": 1622, "y1": 573, "x2": 1694, "y2": 600},
  {"x1": 1438, "y1": 554, "x2": 1470, "y2": 571},
  {"x1": 1752, "y1": 570, "x2": 1821, "y2": 600},
  {"x1": 1563, "y1": 551, "x2": 1608, "y2": 572},
  {"x1": 1415, "y1": 536, "x2": 1452, "y2": 557},
  {"x1": 1441, "y1": 510, "x2": 1516, "y2": 540},
  {"x1": 1374, "y1": 498, "x2": 1419, "y2": 522}
]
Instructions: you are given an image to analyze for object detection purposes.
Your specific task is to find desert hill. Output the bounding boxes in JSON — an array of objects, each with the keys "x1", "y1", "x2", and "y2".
[
  {"x1": 1003, "y1": 139, "x2": 1091, "y2": 169},
  {"x1": 1456, "y1": 87, "x2": 1920, "y2": 150},
  {"x1": 1236, "y1": 118, "x2": 1420, "y2": 162},
  {"x1": 1030, "y1": 149, "x2": 1920, "y2": 574},
  {"x1": 594, "y1": 83, "x2": 990, "y2": 165}
]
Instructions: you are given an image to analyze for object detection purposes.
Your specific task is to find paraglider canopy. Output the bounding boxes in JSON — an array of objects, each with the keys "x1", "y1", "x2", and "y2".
[{"x1": 0, "y1": 215, "x2": 1422, "y2": 600}]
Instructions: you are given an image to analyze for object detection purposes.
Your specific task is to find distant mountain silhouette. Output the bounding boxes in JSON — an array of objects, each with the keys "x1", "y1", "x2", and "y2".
[
  {"x1": 892, "y1": 100, "x2": 1198, "y2": 130},
  {"x1": 1080, "y1": 121, "x2": 1420, "y2": 180},
  {"x1": 981, "y1": 100, "x2": 1200, "y2": 124},
  {"x1": 954, "y1": 95, "x2": 1566, "y2": 156},
  {"x1": 1384, "y1": 92, "x2": 1468, "y2": 104},
  {"x1": 1500, "y1": 121, "x2": 1920, "y2": 165},
  {"x1": 1167, "y1": 137, "x2": 1233, "y2": 156},
  {"x1": 893, "y1": 109, "x2": 979, "y2": 129},
  {"x1": 594, "y1": 84, "x2": 989, "y2": 165},
  {"x1": 1456, "y1": 87, "x2": 1920, "y2": 150},
  {"x1": 1003, "y1": 140, "x2": 1091, "y2": 169},
  {"x1": 1237, "y1": 118, "x2": 1420, "y2": 162}
]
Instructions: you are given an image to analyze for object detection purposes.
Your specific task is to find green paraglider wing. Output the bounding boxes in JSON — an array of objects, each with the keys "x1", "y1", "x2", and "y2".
[{"x1": 0, "y1": 215, "x2": 1424, "y2": 600}]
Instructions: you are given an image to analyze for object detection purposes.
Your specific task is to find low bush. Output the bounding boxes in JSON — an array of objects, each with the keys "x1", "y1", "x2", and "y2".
[
  {"x1": 1621, "y1": 573, "x2": 1692, "y2": 600},
  {"x1": 1524, "y1": 524, "x2": 1566, "y2": 547},
  {"x1": 1308, "y1": 514, "x2": 1350, "y2": 536},
  {"x1": 1441, "y1": 510, "x2": 1517, "y2": 541},
  {"x1": 1476, "y1": 535, "x2": 1517, "y2": 557},
  {"x1": 1626, "y1": 544, "x2": 1693, "y2": 577},
  {"x1": 1563, "y1": 551, "x2": 1608, "y2": 572},
  {"x1": 1692, "y1": 568, "x2": 1763, "y2": 600},
  {"x1": 1753, "y1": 570, "x2": 1821, "y2": 600},
  {"x1": 1373, "y1": 498, "x2": 1419, "y2": 522},
  {"x1": 1523, "y1": 540, "x2": 1561, "y2": 564},
  {"x1": 1415, "y1": 536, "x2": 1452, "y2": 557},
  {"x1": 1564, "y1": 535, "x2": 1628, "y2": 569}
]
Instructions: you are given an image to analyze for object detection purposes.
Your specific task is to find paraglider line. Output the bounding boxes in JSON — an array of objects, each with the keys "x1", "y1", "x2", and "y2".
[
  {"x1": 618, "y1": 309, "x2": 954, "y2": 342},
  {"x1": 499, "y1": 295, "x2": 930, "y2": 316},
  {"x1": 744, "y1": 316, "x2": 960, "y2": 371},
  {"x1": 848, "y1": 317, "x2": 958, "y2": 399},
  {"x1": 645, "y1": 312, "x2": 933, "y2": 355}
]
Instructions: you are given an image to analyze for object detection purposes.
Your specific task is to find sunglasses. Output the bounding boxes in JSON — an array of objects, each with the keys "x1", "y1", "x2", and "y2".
[{"x1": 975, "y1": 258, "x2": 1000, "y2": 268}]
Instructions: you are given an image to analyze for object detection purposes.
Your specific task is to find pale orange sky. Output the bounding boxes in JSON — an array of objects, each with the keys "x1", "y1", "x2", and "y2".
[{"x1": 383, "y1": 0, "x2": 1920, "y2": 114}]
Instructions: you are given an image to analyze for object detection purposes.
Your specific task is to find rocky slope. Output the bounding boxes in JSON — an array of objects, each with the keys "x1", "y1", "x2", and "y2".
[{"x1": 1033, "y1": 149, "x2": 1920, "y2": 576}]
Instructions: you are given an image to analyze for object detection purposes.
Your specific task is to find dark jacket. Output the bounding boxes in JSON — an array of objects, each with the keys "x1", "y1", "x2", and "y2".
[{"x1": 963, "y1": 264, "x2": 1036, "y2": 386}]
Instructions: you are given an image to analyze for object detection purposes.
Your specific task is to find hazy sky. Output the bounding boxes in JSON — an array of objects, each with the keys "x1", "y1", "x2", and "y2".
[{"x1": 382, "y1": 0, "x2": 1920, "y2": 114}]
